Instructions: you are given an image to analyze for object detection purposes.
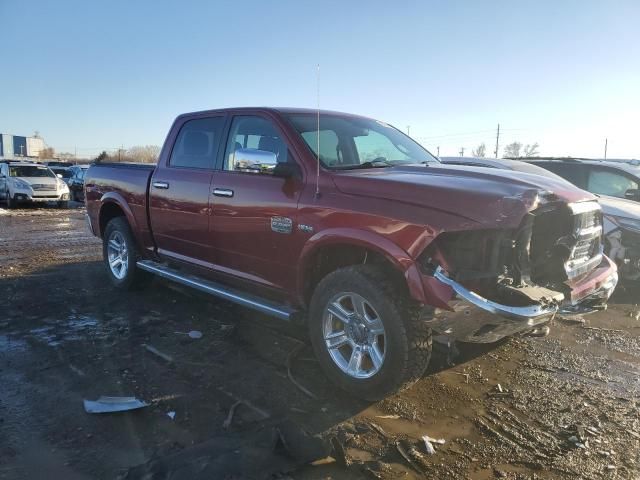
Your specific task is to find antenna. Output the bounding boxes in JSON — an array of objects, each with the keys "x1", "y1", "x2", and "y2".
[{"x1": 315, "y1": 64, "x2": 321, "y2": 198}]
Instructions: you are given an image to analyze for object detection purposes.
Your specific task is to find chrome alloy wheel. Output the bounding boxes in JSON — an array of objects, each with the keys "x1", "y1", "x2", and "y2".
[
  {"x1": 107, "y1": 230, "x2": 129, "y2": 280},
  {"x1": 322, "y1": 292, "x2": 387, "y2": 379}
]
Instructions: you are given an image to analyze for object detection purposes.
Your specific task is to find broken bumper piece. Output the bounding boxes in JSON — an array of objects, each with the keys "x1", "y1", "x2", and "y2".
[{"x1": 433, "y1": 267, "x2": 559, "y2": 323}]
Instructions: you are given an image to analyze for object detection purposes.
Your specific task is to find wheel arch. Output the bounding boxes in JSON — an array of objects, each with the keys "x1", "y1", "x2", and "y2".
[
  {"x1": 297, "y1": 228, "x2": 427, "y2": 307},
  {"x1": 98, "y1": 193, "x2": 137, "y2": 238}
]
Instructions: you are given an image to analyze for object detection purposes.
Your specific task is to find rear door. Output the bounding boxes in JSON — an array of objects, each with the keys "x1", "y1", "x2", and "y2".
[
  {"x1": 208, "y1": 114, "x2": 305, "y2": 295},
  {"x1": 149, "y1": 114, "x2": 227, "y2": 265}
]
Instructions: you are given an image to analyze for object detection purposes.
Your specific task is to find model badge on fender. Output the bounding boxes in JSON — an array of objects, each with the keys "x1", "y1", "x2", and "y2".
[{"x1": 271, "y1": 216, "x2": 293, "y2": 234}]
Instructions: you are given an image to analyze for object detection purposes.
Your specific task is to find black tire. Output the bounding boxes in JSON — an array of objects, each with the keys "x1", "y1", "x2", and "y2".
[
  {"x1": 68, "y1": 189, "x2": 76, "y2": 202},
  {"x1": 102, "y1": 216, "x2": 150, "y2": 290},
  {"x1": 308, "y1": 265, "x2": 432, "y2": 401},
  {"x1": 7, "y1": 194, "x2": 16, "y2": 209}
]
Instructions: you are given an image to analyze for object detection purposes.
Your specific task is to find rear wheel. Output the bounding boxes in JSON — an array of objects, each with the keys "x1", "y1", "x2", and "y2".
[
  {"x1": 308, "y1": 265, "x2": 432, "y2": 400},
  {"x1": 102, "y1": 217, "x2": 150, "y2": 290},
  {"x1": 7, "y1": 194, "x2": 16, "y2": 209}
]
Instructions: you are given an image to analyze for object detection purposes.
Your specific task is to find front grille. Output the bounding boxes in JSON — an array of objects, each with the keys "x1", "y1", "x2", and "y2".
[
  {"x1": 565, "y1": 203, "x2": 603, "y2": 279},
  {"x1": 529, "y1": 201, "x2": 603, "y2": 283},
  {"x1": 31, "y1": 184, "x2": 55, "y2": 191}
]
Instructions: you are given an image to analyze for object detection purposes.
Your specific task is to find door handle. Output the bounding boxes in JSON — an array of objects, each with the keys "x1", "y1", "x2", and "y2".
[
  {"x1": 212, "y1": 188, "x2": 234, "y2": 197},
  {"x1": 152, "y1": 181, "x2": 170, "y2": 189}
]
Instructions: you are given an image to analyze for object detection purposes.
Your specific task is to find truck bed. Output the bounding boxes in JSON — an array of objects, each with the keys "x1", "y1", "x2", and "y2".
[{"x1": 85, "y1": 162, "x2": 156, "y2": 248}]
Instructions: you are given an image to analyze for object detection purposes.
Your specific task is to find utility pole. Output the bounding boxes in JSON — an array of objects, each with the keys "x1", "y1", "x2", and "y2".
[
  {"x1": 604, "y1": 138, "x2": 608, "y2": 160},
  {"x1": 459, "y1": 147, "x2": 465, "y2": 157},
  {"x1": 437, "y1": 146, "x2": 440, "y2": 157},
  {"x1": 406, "y1": 125, "x2": 411, "y2": 136},
  {"x1": 494, "y1": 123, "x2": 500, "y2": 158}
]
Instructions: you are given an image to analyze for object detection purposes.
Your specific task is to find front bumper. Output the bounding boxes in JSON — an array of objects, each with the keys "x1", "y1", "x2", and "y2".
[
  {"x1": 427, "y1": 257, "x2": 618, "y2": 343},
  {"x1": 12, "y1": 192, "x2": 69, "y2": 202}
]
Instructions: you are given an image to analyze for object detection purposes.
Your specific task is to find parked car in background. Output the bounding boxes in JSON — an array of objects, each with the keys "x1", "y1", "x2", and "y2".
[
  {"x1": 526, "y1": 158, "x2": 640, "y2": 203},
  {"x1": 84, "y1": 107, "x2": 618, "y2": 400},
  {"x1": 0, "y1": 161, "x2": 70, "y2": 208},
  {"x1": 442, "y1": 157, "x2": 640, "y2": 281},
  {"x1": 67, "y1": 165, "x2": 90, "y2": 202},
  {"x1": 49, "y1": 166, "x2": 73, "y2": 183}
]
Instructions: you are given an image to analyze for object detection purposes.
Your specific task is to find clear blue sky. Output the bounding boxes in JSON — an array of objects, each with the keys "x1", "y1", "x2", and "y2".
[{"x1": 1, "y1": 0, "x2": 638, "y2": 159}]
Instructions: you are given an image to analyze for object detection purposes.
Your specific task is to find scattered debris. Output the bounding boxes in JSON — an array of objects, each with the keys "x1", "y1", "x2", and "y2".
[
  {"x1": 422, "y1": 436, "x2": 436, "y2": 455},
  {"x1": 217, "y1": 387, "x2": 270, "y2": 421},
  {"x1": 330, "y1": 436, "x2": 351, "y2": 467},
  {"x1": 286, "y1": 344, "x2": 318, "y2": 399},
  {"x1": 369, "y1": 422, "x2": 387, "y2": 437},
  {"x1": 167, "y1": 411, "x2": 176, "y2": 420},
  {"x1": 557, "y1": 315, "x2": 586, "y2": 325},
  {"x1": 222, "y1": 400, "x2": 242, "y2": 429},
  {"x1": 174, "y1": 330, "x2": 203, "y2": 339},
  {"x1": 581, "y1": 326, "x2": 625, "y2": 334},
  {"x1": 375, "y1": 414, "x2": 401, "y2": 419},
  {"x1": 84, "y1": 396, "x2": 149, "y2": 414},
  {"x1": 142, "y1": 343, "x2": 173, "y2": 363},
  {"x1": 395, "y1": 441, "x2": 422, "y2": 473}
]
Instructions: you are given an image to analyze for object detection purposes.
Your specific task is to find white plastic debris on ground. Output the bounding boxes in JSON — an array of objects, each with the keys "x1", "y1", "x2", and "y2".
[{"x1": 84, "y1": 396, "x2": 149, "y2": 414}]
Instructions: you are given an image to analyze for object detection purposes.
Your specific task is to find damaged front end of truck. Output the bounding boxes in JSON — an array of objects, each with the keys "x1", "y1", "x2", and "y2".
[{"x1": 420, "y1": 196, "x2": 618, "y2": 343}]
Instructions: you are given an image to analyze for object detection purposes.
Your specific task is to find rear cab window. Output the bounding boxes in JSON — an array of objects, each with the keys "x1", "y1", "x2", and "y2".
[{"x1": 169, "y1": 117, "x2": 226, "y2": 169}]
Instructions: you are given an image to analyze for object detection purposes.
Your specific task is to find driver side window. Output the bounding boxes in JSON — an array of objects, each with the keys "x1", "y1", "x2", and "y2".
[{"x1": 224, "y1": 116, "x2": 288, "y2": 173}]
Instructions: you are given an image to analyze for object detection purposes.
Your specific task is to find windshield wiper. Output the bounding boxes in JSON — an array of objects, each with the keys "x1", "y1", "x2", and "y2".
[{"x1": 336, "y1": 160, "x2": 394, "y2": 170}]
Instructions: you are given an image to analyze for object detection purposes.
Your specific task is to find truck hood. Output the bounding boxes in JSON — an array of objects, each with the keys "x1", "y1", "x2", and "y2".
[
  {"x1": 331, "y1": 164, "x2": 595, "y2": 228},
  {"x1": 17, "y1": 177, "x2": 59, "y2": 188}
]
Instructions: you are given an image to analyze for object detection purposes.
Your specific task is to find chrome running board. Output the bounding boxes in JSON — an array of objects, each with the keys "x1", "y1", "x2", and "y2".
[{"x1": 137, "y1": 260, "x2": 295, "y2": 321}]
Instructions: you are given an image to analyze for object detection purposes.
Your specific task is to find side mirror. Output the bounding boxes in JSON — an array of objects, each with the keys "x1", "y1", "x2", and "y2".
[
  {"x1": 233, "y1": 148, "x2": 277, "y2": 173},
  {"x1": 273, "y1": 162, "x2": 301, "y2": 179},
  {"x1": 624, "y1": 189, "x2": 640, "y2": 201},
  {"x1": 57, "y1": 173, "x2": 63, "y2": 178}
]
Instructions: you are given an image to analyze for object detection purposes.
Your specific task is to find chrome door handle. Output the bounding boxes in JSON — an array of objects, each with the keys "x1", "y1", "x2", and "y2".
[
  {"x1": 212, "y1": 188, "x2": 234, "y2": 198},
  {"x1": 152, "y1": 181, "x2": 169, "y2": 189}
]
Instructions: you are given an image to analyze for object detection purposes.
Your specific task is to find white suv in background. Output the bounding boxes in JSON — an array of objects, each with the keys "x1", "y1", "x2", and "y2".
[{"x1": 0, "y1": 161, "x2": 71, "y2": 209}]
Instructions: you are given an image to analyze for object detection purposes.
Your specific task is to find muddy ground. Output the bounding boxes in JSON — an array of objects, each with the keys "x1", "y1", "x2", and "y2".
[{"x1": 1, "y1": 205, "x2": 639, "y2": 479}]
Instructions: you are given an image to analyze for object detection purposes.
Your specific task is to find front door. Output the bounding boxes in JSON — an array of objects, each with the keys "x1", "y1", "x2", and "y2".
[
  {"x1": 149, "y1": 115, "x2": 226, "y2": 265},
  {"x1": 209, "y1": 114, "x2": 305, "y2": 295}
]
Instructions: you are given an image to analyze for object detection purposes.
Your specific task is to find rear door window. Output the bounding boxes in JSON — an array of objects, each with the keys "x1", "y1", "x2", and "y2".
[{"x1": 169, "y1": 117, "x2": 225, "y2": 169}]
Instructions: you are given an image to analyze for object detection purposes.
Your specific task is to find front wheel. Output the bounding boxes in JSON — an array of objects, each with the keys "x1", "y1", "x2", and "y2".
[
  {"x1": 308, "y1": 265, "x2": 432, "y2": 400},
  {"x1": 102, "y1": 217, "x2": 150, "y2": 290},
  {"x1": 57, "y1": 200, "x2": 69, "y2": 209}
]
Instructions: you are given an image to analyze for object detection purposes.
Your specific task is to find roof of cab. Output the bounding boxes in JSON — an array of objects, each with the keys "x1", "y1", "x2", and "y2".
[{"x1": 174, "y1": 106, "x2": 372, "y2": 121}]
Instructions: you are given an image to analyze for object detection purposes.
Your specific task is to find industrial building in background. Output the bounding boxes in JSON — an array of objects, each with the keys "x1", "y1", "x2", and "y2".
[{"x1": 0, "y1": 133, "x2": 45, "y2": 159}]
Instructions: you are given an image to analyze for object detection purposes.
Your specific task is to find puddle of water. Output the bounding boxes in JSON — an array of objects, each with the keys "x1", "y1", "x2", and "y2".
[{"x1": 25, "y1": 315, "x2": 103, "y2": 347}]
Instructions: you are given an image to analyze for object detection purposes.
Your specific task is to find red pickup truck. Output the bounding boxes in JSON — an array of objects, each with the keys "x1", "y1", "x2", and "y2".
[{"x1": 85, "y1": 107, "x2": 618, "y2": 399}]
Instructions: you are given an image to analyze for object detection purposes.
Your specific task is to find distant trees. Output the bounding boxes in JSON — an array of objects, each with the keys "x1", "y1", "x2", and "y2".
[
  {"x1": 472, "y1": 143, "x2": 487, "y2": 157},
  {"x1": 38, "y1": 147, "x2": 55, "y2": 159},
  {"x1": 523, "y1": 142, "x2": 540, "y2": 157},
  {"x1": 95, "y1": 151, "x2": 109, "y2": 163},
  {"x1": 92, "y1": 145, "x2": 160, "y2": 163},
  {"x1": 127, "y1": 145, "x2": 161, "y2": 163},
  {"x1": 503, "y1": 141, "x2": 540, "y2": 158},
  {"x1": 503, "y1": 142, "x2": 522, "y2": 158}
]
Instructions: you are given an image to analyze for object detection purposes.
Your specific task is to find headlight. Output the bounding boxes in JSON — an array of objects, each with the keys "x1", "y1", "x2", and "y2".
[
  {"x1": 12, "y1": 179, "x2": 31, "y2": 189},
  {"x1": 606, "y1": 215, "x2": 640, "y2": 234}
]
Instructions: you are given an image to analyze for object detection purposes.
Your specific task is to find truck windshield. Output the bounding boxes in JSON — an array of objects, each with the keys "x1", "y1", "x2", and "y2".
[
  {"x1": 9, "y1": 165, "x2": 56, "y2": 178},
  {"x1": 287, "y1": 114, "x2": 439, "y2": 169}
]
